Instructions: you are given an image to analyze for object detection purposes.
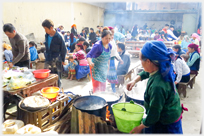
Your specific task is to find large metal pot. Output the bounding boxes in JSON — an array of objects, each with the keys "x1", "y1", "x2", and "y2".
[
  {"x1": 92, "y1": 91, "x2": 123, "y2": 114},
  {"x1": 125, "y1": 91, "x2": 144, "y2": 105},
  {"x1": 124, "y1": 79, "x2": 147, "y2": 106},
  {"x1": 73, "y1": 96, "x2": 108, "y2": 120}
]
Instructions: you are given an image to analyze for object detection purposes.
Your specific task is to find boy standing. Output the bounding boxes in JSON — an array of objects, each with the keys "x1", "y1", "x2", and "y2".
[
  {"x1": 126, "y1": 31, "x2": 132, "y2": 41},
  {"x1": 42, "y1": 19, "x2": 67, "y2": 88}
]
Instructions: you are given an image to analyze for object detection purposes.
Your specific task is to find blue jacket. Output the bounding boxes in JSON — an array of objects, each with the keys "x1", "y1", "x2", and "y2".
[
  {"x1": 181, "y1": 40, "x2": 191, "y2": 50},
  {"x1": 80, "y1": 32, "x2": 87, "y2": 39},
  {"x1": 114, "y1": 32, "x2": 125, "y2": 41},
  {"x1": 117, "y1": 50, "x2": 131, "y2": 75},
  {"x1": 4, "y1": 50, "x2": 13, "y2": 62},
  {"x1": 176, "y1": 49, "x2": 186, "y2": 57},
  {"x1": 44, "y1": 31, "x2": 67, "y2": 62},
  {"x1": 29, "y1": 46, "x2": 38, "y2": 61},
  {"x1": 64, "y1": 35, "x2": 70, "y2": 43}
]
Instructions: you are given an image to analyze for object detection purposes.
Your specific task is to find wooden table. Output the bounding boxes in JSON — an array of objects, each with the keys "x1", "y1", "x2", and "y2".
[
  {"x1": 3, "y1": 74, "x2": 58, "y2": 120},
  {"x1": 3, "y1": 74, "x2": 58, "y2": 98},
  {"x1": 125, "y1": 41, "x2": 174, "y2": 49}
]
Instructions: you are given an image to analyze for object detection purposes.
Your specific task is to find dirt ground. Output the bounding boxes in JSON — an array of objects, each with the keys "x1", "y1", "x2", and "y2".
[{"x1": 61, "y1": 57, "x2": 203, "y2": 134}]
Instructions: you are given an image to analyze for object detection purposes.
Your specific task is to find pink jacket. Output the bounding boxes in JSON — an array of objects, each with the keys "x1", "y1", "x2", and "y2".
[{"x1": 73, "y1": 50, "x2": 88, "y2": 66}]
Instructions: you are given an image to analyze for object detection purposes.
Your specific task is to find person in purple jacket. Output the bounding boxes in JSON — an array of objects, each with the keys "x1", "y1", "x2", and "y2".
[
  {"x1": 154, "y1": 32, "x2": 161, "y2": 40},
  {"x1": 87, "y1": 27, "x2": 112, "y2": 93}
]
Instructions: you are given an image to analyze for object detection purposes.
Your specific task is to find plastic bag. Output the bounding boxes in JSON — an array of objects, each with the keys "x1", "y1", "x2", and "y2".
[
  {"x1": 3, "y1": 69, "x2": 36, "y2": 91},
  {"x1": 7, "y1": 77, "x2": 30, "y2": 90}
]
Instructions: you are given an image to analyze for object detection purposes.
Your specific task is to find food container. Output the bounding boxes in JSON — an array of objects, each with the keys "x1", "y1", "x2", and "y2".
[
  {"x1": 41, "y1": 87, "x2": 60, "y2": 99},
  {"x1": 32, "y1": 69, "x2": 51, "y2": 79},
  {"x1": 111, "y1": 102, "x2": 145, "y2": 133}
]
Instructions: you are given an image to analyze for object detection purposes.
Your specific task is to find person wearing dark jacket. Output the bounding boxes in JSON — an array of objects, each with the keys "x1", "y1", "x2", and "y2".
[
  {"x1": 187, "y1": 43, "x2": 200, "y2": 75},
  {"x1": 89, "y1": 28, "x2": 97, "y2": 46},
  {"x1": 70, "y1": 37, "x2": 85, "y2": 53},
  {"x1": 80, "y1": 29, "x2": 87, "y2": 39},
  {"x1": 131, "y1": 24, "x2": 138, "y2": 40},
  {"x1": 172, "y1": 45, "x2": 185, "y2": 57},
  {"x1": 116, "y1": 43, "x2": 131, "y2": 75},
  {"x1": 83, "y1": 41, "x2": 92, "y2": 54},
  {"x1": 42, "y1": 19, "x2": 67, "y2": 88},
  {"x1": 71, "y1": 24, "x2": 77, "y2": 36}
]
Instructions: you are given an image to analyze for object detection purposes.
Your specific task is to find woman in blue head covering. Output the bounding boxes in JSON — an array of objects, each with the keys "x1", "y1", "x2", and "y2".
[{"x1": 127, "y1": 41, "x2": 187, "y2": 134}]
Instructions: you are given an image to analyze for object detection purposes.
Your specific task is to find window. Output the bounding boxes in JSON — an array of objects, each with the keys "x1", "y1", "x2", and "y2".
[
  {"x1": 126, "y1": 2, "x2": 132, "y2": 10},
  {"x1": 126, "y1": 2, "x2": 138, "y2": 10}
]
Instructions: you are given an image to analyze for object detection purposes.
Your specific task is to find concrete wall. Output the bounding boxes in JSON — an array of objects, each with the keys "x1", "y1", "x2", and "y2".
[
  {"x1": 104, "y1": 13, "x2": 116, "y2": 27},
  {"x1": 104, "y1": 2, "x2": 201, "y2": 32},
  {"x1": 73, "y1": 2, "x2": 104, "y2": 33},
  {"x1": 2, "y1": 2, "x2": 104, "y2": 43},
  {"x1": 105, "y1": 12, "x2": 184, "y2": 31},
  {"x1": 135, "y1": 2, "x2": 199, "y2": 10}
]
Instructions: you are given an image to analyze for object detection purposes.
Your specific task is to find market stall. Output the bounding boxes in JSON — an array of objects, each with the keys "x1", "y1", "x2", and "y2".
[
  {"x1": 2, "y1": 66, "x2": 147, "y2": 134},
  {"x1": 3, "y1": 67, "x2": 58, "y2": 120}
]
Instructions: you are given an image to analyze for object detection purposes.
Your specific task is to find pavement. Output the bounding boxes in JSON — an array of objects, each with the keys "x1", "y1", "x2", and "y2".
[
  {"x1": 61, "y1": 56, "x2": 203, "y2": 134},
  {"x1": 5, "y1": 56, "x2": 202, "y2": 134}
]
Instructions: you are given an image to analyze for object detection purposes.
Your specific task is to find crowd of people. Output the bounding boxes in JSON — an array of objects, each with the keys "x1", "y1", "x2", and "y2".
[
  {"x1": 2, "y1": 21, "x2": 201, "y2": 87},
  {"x1": 2, "y1": 20, "x2": 132, "y2": 89},
  {"x1": 2, "y1": 19, "x2": 202, "y2": 134}
]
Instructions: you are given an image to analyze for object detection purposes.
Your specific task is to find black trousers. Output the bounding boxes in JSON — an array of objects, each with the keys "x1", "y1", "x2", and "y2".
[
  {"x1": 44, "y1": 59, "x2": 63, "y2": 88},
  {"x1": 175, "y1": 74, "x2": 190, "y2": 88},
  {"x1": 15, "y1": 60, "x2": 30, "y2": 68}
]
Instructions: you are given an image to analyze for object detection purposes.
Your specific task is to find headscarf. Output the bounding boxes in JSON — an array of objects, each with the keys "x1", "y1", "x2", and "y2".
[
  {"x1": 71, "y1": 24, "x2": 77, "y2": 28},
  {"x1": 108, "y1": 26, "x2": 114, "y2": 30},
  {"x1": 151, "y1": 29, "x2": 155, "y2": 33},
  {"x1": 167, "y1": 48, "x2": 176, "y2": 62},
  {"x1": 157, "y1": 38, "x2": 164, "y2": 41},
  {"x1": 188, "y1": 43, "x2": 199, "y2": 53},
  {"x1": 76, "y1": 43, "x2": 84, "y2": 50},
  {"x1": 192, "y1": 33, "x2": 200, "y2": 41},
  {"x1": 3, "y1": 43, "x2": 12, "y2": 50},
  {"x1": 58, "y1": 24, "x2": 63, "y2": 28},
  {"x1": 183, "y1": 35, "x2": 191, "y2": 43},
  {"x1": 141, "y1": 41, "x2": 176, "y2": 92}
]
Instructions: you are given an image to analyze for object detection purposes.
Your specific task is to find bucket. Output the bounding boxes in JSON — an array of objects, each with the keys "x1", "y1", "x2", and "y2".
[{"x1": 111, "y1": 102, "x2": 145, "y2": 133}]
